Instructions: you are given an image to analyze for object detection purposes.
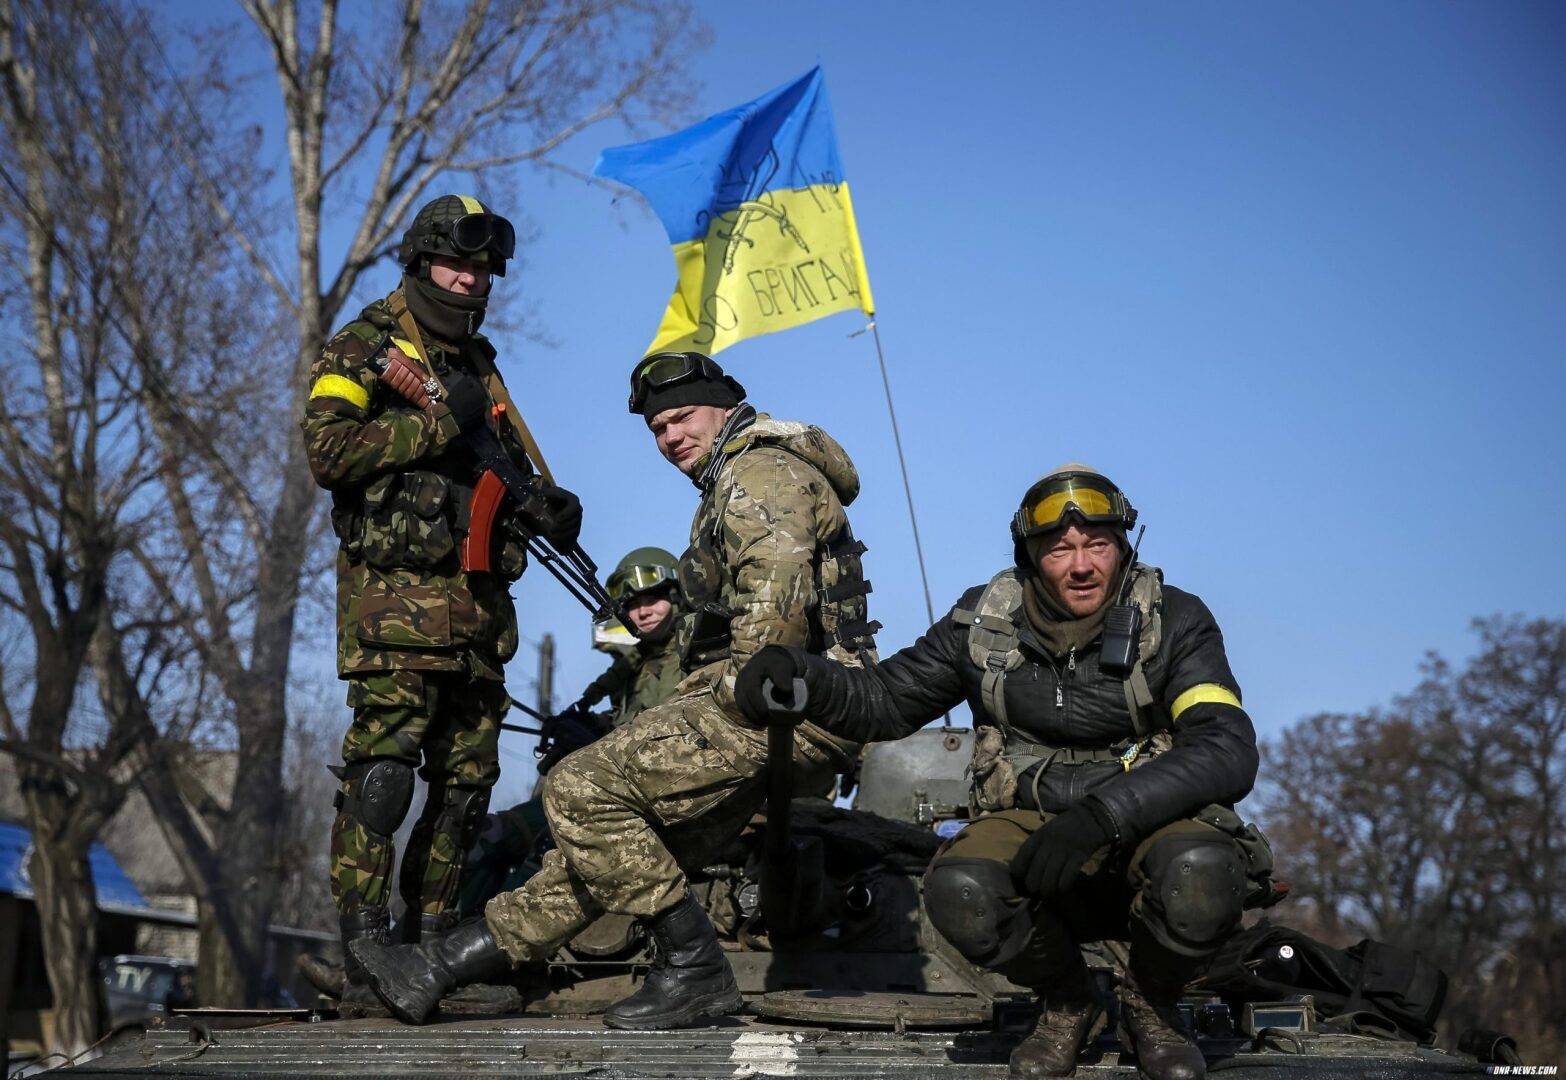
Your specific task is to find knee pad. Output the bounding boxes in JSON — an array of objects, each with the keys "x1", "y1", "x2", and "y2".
[
  {"x1": 336, "y1": 759, "x2": 415, "y2": 839},
  {"x1": 434, "y1": 785, "x2": 492, "y2": 851},
  {"x1": 923, "y1": 859, "x2": 1032, "y2": 967},
  {"x1": 1138, "y1": 832, "x2": 1246, "y2": 956}
]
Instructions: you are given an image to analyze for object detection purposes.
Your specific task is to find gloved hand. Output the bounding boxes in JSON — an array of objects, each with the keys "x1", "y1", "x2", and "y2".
[
  {"x1": 518, "y1": 483, "x2": 582, "y2": 548},
  {"x1": 1010, "y1": 800, "x2": 1117, "y2": 898},
  {"x1": 535, "y1": 706, "x2": 609, "y2": 776},
  {"x1": 441, "y1": 369, "x2": 490, "y2": 433},
  {"x1": 736, "y1": 645, "x2": 810, "y2": 726}
]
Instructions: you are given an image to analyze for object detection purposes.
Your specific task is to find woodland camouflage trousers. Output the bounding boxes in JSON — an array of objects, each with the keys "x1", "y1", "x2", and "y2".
[{"x1": 329, "y1": 668, "x2": 504, "y2": 917}]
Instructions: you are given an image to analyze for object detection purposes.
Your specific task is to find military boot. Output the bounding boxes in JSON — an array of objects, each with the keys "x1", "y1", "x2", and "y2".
[
  {"x1": 1118, "y1": 952, "x2": 1205, "y2": 1080},
  {"x1": 1010, "y1": 957, "x2": 1099, "y2": 1078},
  {"x1": 602, "y1": 893, "x2": 743, "y2": 1030},
  {"x1": 413, "y1": 912, "x2": 522, "y2": 1015},
  {"x1": 337, "y1": 909, "x2": 391, "y2": 1019},
  {"x1": 295, "y1": 953, "x2": 346, "y2": 1000},
  {"x1": 350, "y1": 918, "x2": 512, "y2": 1025}
]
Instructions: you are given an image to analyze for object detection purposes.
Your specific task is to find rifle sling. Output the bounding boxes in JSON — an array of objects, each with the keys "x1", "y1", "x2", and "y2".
[{"x1": 388, "y1": 296, "x2": 556, "y2": 487}]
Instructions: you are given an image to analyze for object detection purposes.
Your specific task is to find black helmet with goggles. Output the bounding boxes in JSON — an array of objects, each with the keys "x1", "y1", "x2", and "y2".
[
  {"x1": 1011, "y1": 466, "x2": 1137, "y2": 544},
  {"x1": 399, "y1": 194, "x2": 516, "y2": 276}
]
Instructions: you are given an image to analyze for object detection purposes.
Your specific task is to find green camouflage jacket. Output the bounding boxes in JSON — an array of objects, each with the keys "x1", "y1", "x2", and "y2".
[
  {"x1": 679, "y1": 416, "x2": 876, "y2": 762},
  {"x1": 301, "y1": 285, "x2": 526, "y2": 680},
  {"x1": 578, "y1": 627, "x2": 686, "y2": 729}
]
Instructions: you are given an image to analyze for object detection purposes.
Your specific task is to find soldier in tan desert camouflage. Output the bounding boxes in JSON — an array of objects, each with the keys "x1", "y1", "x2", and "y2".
[
  {"x1": 352, "y1": 351, "x2": 881, "y2": 1030},
  {"x1": 302, "y1": 194, "x2": 582, "y2": 1015}
]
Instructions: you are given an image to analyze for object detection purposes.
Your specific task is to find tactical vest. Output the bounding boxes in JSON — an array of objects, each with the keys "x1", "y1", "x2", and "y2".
[
  {"x1": 330, "y1": 293, "x2": 534, "y2": 579},
  {"x1": 954, "y1": 564, "x2": 1168, "y2": 812},
  {"x1": 677, "y1": 456, "x2": 879, "y2": 673}
]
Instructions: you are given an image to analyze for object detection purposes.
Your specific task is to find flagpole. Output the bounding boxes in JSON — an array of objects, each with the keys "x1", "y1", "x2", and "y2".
[{"x1": 864, "y1": 319, "x2": 937, "y2": 627}]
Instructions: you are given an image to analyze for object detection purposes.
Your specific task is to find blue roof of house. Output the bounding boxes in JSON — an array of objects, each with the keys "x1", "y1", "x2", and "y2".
[{"x1": 0, "y1": 819, "x2": 150, "y2": 909}]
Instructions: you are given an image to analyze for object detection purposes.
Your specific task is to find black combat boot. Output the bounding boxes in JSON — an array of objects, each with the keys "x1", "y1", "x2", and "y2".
[
  {"x1": 337, "y1": 909, "x2": 390, "y2": 1019},
  {"x1": 414, "y1": 912, "x2": 522, "y2": 1015},
  {"x1": 602, "y1": 893, "x2": 743, "y2": 1030},
  {"x1": 1118, "y1": 949, "x2": 1206, "y2": 1080},
  {"x1": 1010, "y1": 955, "x2": 1099, "y2": 1078},
  {"x1": 351, "y1": 917, "x2": 512, "y2": 1025}
]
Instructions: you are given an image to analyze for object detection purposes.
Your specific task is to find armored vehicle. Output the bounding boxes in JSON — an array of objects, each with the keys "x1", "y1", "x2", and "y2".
[{"x1": 59, "y1": 725, "x2": 1497, "y2": 1078}]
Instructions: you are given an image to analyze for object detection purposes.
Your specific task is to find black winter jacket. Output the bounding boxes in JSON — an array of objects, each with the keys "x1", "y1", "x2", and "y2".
[{"x1": 804, "y1": 577, "x2": 1259, "y2": 845}]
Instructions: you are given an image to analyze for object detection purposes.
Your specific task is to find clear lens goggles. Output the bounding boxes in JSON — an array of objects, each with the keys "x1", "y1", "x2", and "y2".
[
  {"x1": 447, "y1": 213, "x2": 516, "y2": 260},
  {"x1": 628, "y1": 351, "x2": 722, "y2": 412},
  {"x1": 1014, "y1": 474, "x2": 1135, "y2": 538},
  {"x1": 606, "y1": 564, "x2": 677, "y2": 602}
]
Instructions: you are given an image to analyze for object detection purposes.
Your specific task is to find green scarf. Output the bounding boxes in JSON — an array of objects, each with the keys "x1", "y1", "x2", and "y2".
[{"x1": 1021, "y1": 574, "x2": 1113, "y2": 660}]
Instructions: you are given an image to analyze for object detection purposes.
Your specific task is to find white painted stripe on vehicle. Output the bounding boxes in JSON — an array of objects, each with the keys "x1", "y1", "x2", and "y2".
[{"x1": 729, "y1": 1030, "x2": 801, "y2": 1077}]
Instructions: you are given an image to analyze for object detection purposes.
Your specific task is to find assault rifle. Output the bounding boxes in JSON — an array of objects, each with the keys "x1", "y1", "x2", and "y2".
[{"x1": 369, "y1": 349, "x2": 634, "y2": 635}]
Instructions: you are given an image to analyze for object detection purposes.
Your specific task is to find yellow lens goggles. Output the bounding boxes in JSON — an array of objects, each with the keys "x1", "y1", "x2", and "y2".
[
  {"x1": 607, "y1": 564, "x2": 676, "y2": 601},
  {"x1": 1014, "y1": 474, "x2": 1135, "y2": 538}
]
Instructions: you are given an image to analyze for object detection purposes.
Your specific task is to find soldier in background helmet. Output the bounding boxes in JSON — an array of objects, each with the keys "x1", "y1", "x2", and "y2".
[
  {"x1": 568, "y1": 545, "x2": 689, "y2": 731},
  {"x1": 738, "y1": 465, "x2": 1274, "y2": 1080},
  {"x1": 458, "y1": 546, "x2": 688, "y2": 911},
  {"x1": 300, "y1": 193, "x2": 582, "y2": 1016}
]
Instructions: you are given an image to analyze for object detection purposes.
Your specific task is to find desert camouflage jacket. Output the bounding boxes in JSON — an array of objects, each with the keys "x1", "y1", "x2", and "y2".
[
  {"x1": 301, "y1": 284, "x2": 526, "y2": 680},
  {"x1": 679, "y1": 416, "x2": 876, "y2": 760}
]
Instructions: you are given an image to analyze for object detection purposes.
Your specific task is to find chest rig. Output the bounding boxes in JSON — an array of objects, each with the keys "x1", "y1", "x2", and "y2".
[
  {"x1": 676, "y1": 444, "x2": 880, "y2": 672},
  {"x1": 953, "y1": 564, "x2": 1167, "y2": 811}
]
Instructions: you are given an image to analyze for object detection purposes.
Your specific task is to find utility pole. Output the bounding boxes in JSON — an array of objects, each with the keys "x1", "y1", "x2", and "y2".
[{"x1": 538, "y1": 633, "x2": 556, "y2": 717}]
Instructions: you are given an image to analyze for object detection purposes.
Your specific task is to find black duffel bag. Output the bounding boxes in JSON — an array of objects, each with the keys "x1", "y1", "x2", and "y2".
[{"x1": 1197, "y1": 919, "x2": 1448, "y2": 1044}]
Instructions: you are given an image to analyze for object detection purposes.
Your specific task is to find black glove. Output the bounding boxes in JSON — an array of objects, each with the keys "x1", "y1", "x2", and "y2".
[
  {"x1": 535, "y1": 706, "x2": 609, "y2": 776},
  {"x1": 442, "y1": 369, "x2": 489, "y2": 433},
  {"x1": 518, "y1": 483, "x2": 582, "y2": 549},
  {"x1": 735, "y1": 645, "x2": 810, "y2": 726},
  {"x1": 1010, "y1": 800, "x2": 1117, "y2": 898}
]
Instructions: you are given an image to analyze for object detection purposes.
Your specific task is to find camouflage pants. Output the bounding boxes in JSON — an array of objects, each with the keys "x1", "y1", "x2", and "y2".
[
  {"x1": 932, "y1": 807, "x2": 1245, "y2": 985},
  {"x1": 330, "y1": 668, "x2": 505, "y2": 917},
  {"x1": 482, "y1": 686, "x2": 837, "y2": 963}
]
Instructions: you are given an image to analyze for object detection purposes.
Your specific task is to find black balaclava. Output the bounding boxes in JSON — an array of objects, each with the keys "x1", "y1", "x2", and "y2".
[{"x1": 403, "y1": 268, "x2": 488, "y2": 343}]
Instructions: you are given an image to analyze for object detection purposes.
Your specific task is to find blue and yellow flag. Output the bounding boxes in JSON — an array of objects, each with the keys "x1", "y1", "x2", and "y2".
[{"x1": 594, "y1": 66, "x2": 874, "y2": 355}]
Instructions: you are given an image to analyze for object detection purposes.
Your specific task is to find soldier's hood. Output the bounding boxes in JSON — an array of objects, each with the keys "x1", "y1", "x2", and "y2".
[{"x1": 719, "y1": 414, "x2": 861, "y2": 506}]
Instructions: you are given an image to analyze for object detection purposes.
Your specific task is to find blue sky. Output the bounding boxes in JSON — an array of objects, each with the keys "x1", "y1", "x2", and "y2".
[{"x1": 172, "y1": 2, "x2": 1566, "y2": 809}]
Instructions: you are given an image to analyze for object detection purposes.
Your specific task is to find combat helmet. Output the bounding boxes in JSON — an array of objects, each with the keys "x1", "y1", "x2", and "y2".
[
  {"x1": 607, "y1": 547, "x2": 680, "y2": 603},
  {"x1": 1011, "y1": 463, "x2": 1137, "y2": 568},
  {"x1": 399, "y1": 194, "x2": 516, "y2": 277}
]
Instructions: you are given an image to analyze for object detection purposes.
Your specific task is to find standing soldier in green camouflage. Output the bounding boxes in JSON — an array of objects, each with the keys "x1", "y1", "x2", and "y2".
[
  {"x1": 459, "y1": 546, "x2": 688, "y2": 911},
  {"x1": 302, "y1": 194, "x2": 582, "y2": 1015},
  {"x1": 352, "y1": 352, "x2": 880, "y2": 1030}
]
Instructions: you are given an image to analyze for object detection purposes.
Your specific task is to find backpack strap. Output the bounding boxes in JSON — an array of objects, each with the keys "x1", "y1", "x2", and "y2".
[
  {"x1": 1120, "y1": 564, "x2": 1168, "y2": 737},
  {"x1": 952, "y1": 569, "x2": 1025, "y2": 732}
]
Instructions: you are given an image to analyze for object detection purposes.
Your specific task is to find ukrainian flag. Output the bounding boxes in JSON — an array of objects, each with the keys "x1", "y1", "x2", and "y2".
[{"x1": 594, "y1": 66, "x2": 874, "y2": 355}]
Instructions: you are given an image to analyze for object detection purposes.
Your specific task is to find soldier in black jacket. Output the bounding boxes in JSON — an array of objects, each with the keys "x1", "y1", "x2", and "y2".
[{"x1": 738, "y1": 465, "x2": 1271, "y2": 1080}]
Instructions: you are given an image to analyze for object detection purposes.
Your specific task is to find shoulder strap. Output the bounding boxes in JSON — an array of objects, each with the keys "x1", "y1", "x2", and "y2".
[
  {"x1": 951, "y1": 569, "x2": 1025, "y2": 731},
  {"x1": 463, "y1": 344, "x2": 556, "y2": 487},
  {"x1": 1120, "y1": 564, "x2": 1169, "y2": 737}
]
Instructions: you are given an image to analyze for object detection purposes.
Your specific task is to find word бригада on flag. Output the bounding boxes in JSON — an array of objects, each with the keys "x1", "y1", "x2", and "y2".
[{"x1": 593, "y1": 66, "x2": 874, "y2": 355}]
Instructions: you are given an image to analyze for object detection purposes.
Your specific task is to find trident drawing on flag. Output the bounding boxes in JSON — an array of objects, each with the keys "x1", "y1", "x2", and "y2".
[{"x1": 695, "y1": 146, "x2": 811, "y2": 275}]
